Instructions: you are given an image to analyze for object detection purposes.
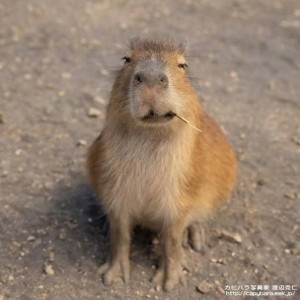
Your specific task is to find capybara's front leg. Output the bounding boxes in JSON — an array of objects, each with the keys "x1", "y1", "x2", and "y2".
[
  {"x1": 154, "y1": 221, "x2": 187, "y2": 291},
  {"x1": 100, "y1": 213, "x2": 131, "y2": 285}
]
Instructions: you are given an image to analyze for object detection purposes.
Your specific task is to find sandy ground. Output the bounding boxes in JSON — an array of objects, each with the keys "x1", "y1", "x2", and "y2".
[{"x1": 0, "y1": 0, "x2": 299, "y2": 299}]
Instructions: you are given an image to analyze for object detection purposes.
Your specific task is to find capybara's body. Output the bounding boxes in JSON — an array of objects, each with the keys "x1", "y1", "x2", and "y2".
[{"x1": 87, "y1": 39, "x2": 237, "y2": 291}]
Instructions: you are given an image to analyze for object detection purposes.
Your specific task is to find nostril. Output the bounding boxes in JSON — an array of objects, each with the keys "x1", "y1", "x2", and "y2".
[
  {"x1": 159, "y1": 74, "x2": 168, "y2": 86},
  {"x1": 134, "y1": 73, "x2": 143, "y2": 83}
]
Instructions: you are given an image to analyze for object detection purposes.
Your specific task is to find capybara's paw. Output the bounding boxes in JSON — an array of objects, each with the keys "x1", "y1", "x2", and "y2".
[
  {"x1": 99, "y1": 258, "x2": 130, "y2": 286},
  {"x1": 152, "y1": 266, "x2": 186, "y2": 292},
  {"x1": 164, "y1": 268, "x2": 186, "y2": 292}
]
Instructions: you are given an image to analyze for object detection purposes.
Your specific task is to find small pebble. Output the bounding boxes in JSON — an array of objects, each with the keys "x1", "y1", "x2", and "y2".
[
  {"x1": 219, "y1": 230, "x2": 242, "y2": 244},
  {"x1": 196, "y1": 280, "x2": 213, "y2": 294},
  {"x1": 15, "y1": 149, "x2": 22, "y2": 156},
  {"x1": 44, "y1": 181, "x2": 53, "y2": 189},
  {"x1": 291, "y1": 248, "x2": 300, "y2": 255},
  {"x1": 210, "y1": 258, "x2": 226, "y2": 264},
  {"x1": 66, "y1": 221, "x2": 79, "y2": 230},
  {"x1": 100, "y1": 69, "x2": 109, "y2": 76},
  {"x1": 59, "y1": 229, "x2": 67, "y2": 240},
  {"x1": 88, "y1": 107, "x2": 102, "y2": 118},
  {"x1": 284, "y1": 192, "x2": 297, "y2": 199},
  {"x1": 77, "y1": 139, "x2": 87, "y2": 146},
  {"x1": 49, "y1": 252, "x2": 55, "y2": 262},
  {"x1": 44, "y1": 264, "x2": 54, "y2": 276},
  {"x1": 135, "y1": 291, "x2": 143, "y2": 296},
  {"x1": 294, "y1": 9, "x2": 300, "y2": 17},
  {"x1": 222, "y1": 272, "x2": 229, "y2": 278},
  {"x1": 80, "y1": 38, "x2": 87, "y2": 45},
  {"x1": 280, "y1": 20, "x2": 300, "y2": 28},
  {"x1": 61, "y1": 72, "x2": 71, "y2": 79},
  {"x1": 199, "y1": 80, "x2": 211, "y2": 88},
  {"x1": 120, "y1": 22, "x2": 128, "y2": 30},
  {"x1": 8, "y1": 275, "x2": 14, "y2": 281},
  {"x1": 94, "y1": 96, "x2": 106, "y2": 104},
  {"x1": 229, "y1": 71, "x2": 239, "y2": 80},
  {"x1": 24, "y1": 74, "x2": 32, "y2": 80},
  {"x1": 217, "y1": 286, "x2": 225, "y2": 295},
  {"x1": 27, "y1": 235, "x2": 36, "y2": 242},
  {"x1": 152, "y1": 238, "x2": 159, "y2": 245}
]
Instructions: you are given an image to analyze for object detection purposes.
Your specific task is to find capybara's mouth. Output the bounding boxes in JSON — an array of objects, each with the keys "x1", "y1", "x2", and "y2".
[{"x1": 141, "y1": 111, "x2": 175, "y2": 123}]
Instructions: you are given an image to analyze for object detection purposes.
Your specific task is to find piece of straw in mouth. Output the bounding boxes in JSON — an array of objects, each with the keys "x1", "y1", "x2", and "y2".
[{"x1": 172, "y1": 113, "x2": 202, "y2": 132}]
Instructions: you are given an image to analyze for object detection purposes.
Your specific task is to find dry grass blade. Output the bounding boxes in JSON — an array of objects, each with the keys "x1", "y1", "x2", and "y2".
[{"x1": 173, "y1": 113, "x2": 202, "y2": 132}]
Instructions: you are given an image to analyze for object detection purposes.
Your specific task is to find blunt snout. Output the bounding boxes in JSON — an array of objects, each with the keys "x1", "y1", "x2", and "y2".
[
  {"x1": 133, "y1": 59, "x2": 168, "y2": 88},
  {"x1": 133, "y1": 71, "x2": 168, "y2": 88},
  {"x1": 130, "y1": 59, "x2": 174, "y2": 122}
]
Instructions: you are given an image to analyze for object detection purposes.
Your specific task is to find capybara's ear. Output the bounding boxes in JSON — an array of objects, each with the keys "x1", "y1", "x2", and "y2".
[
  {"x1": 178, "y1": 40, "x2": 188, "y2": 55},
  {"x1": 130, "y1": 37, "x2": 142, "y2": 51}
]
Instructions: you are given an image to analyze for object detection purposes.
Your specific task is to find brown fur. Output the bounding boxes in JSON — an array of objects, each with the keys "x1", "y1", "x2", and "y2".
[{"x1": 87, "y1": 38, "x2": 237, "y2": 291}]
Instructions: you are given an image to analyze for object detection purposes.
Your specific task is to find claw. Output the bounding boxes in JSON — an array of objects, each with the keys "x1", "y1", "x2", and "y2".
[
  {"x1": 179, "y1": 273, "x2": 187, "y2": 287},
  {"x1": 101, "y1": 258, "x2": 130, "y2": 286},
  {"x1": 164, "y1": 280, "x2": 174, "y2": 292},
  {"x1": 152, "y1": 268, "x2": 163, "y2": 285},
  {"x1": 152, "y1": 265, "x2": 187, "y2": 292},
  {"x1": 122, "y1": 261, "x2": 130, "y2": 283},
  {"x1": 103, "y1": 269, "x2": 114, "y2": 286},
  {"x1": 182, "y1": 229, "x2": 189, "y2": 248},
  {"x1": 163, "y1": 270, "x2": 186, "y2": 292},
  {"x1": 98, "y1": 262, "x2": 109, "y2": 274},
  {"x1": 189, "y1": 224, "x2": 206, "y2": 253}
]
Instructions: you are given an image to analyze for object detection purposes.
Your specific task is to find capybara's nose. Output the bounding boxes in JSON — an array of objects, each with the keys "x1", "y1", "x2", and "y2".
[{"x1": 133, "y1": 71, "x2": 168, "y2": 88}]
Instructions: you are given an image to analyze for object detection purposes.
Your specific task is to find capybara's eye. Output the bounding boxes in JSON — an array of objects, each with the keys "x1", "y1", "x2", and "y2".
[
  {"x1": 178, "y1": 63, "x2": 188, "y2": 69},
  {"x1": 122, "y1": 56, "x2": 131, "y2": 64}
]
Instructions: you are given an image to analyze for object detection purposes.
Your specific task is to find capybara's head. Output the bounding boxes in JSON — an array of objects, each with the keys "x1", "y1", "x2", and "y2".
[{"x1": 110, "y1": 38, "x2": 194, "y2": 127}]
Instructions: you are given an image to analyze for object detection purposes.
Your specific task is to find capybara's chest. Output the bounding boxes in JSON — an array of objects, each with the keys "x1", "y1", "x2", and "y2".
[{"x1": 101, "y1": 135, "x2": 191, "y2": 225}]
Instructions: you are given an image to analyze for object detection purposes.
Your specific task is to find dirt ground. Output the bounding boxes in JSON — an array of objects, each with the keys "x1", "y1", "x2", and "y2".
[{"x1": 0, "y1": 0, "x2": 299, "y2": 299}]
